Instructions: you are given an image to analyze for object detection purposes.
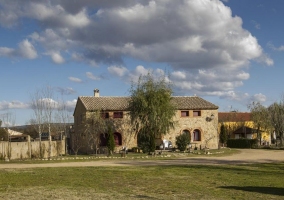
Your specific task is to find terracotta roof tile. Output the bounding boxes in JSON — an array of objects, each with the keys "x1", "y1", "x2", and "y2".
[
  {"x1": 78, "y1": 96, "x2": 218, "y2": 111},
  {"x1": 218, "y1": 112, "x2": 251, "y2": 122}
]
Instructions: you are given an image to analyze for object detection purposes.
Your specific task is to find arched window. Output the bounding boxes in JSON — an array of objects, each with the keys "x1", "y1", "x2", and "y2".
[
  {"x1": 114, "y1": 132, "x2": 122, "y2": 146},
  {"x1": 100, "y1": 132, "x2": 122, "y2": 146},
  {"x1": 100, "y1": 134, "x2": 107, "y2": 146},
  {"x1": 193, "y1": 129, "x2": 201, "y2": 141},
  {"x1": 182, "y1": 130, "x2": 190, "y2": 135}
]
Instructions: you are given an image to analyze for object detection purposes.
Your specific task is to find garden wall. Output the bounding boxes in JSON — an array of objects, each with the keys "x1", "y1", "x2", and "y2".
[{"x1": 0, "y1": 136, "x2": 65, "y2": 160}]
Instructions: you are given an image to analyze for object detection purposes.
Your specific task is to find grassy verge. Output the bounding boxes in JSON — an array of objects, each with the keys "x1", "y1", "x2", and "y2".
[
  {"x1": 0, "y1": 162, "x2": 283, "y2": 199},
  {"x1": 0, "y1": 148, "x2": 240, "y2": 164}
]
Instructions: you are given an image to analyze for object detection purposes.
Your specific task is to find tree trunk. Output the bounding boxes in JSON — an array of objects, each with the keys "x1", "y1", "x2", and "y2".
[{"x1": 150, "y1": 134, "x2": 156, "y2": 152}]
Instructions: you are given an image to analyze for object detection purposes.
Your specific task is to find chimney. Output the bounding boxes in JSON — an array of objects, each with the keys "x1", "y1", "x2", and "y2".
[{"x1": 94, "y1": 89, "x2": 100, "y2": 97}]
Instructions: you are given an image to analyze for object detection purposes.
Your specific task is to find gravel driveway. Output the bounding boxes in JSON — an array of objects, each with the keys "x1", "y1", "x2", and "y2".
[{"x1": 0, "y1": 149, "x2": 283, "y2": 169}]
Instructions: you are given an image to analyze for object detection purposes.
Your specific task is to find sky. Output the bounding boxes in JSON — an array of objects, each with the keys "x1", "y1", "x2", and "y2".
[{"x1": 0, "y1": 0, "x2": 283, "y2": 126}]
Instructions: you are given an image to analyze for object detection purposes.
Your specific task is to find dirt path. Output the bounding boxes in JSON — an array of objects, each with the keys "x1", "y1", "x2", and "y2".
[{"x1": 0, "y1": 149, "x2": 283, "y2": 169}]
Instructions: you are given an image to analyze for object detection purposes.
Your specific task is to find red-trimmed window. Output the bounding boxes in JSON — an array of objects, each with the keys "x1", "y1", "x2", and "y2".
[
  {"x1": 113, "y1": 112, "x2": 123, "y2": 118},
  {"x1": 181, "y1": 111, "x2": 189, "y2": 117},
  {"x1": 101, "y1": 112, "x2": 109, "y2": 119},
  {"x1": 193, "y1": 129, "x2": 201, "y2": 141},
  {"x1": 193, "y1": 110, "x2": 201, "y2": 117}
]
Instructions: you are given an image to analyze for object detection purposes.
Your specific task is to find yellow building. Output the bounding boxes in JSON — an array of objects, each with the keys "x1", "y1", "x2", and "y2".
[{"x1": 218, "y1": 112, "x2": 271, "y2": 145}]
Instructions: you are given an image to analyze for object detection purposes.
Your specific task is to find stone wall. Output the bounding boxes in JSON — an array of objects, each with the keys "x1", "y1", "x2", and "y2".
[
  {"x1": 113, "y1": 109, "x2": 219, "y2": 151},
  {"x1": 0, "y1": 136, "x2": 66, "y2": 160},
  {"x1": 163, "y1": 109, "x2": 219, "y2": 149}
]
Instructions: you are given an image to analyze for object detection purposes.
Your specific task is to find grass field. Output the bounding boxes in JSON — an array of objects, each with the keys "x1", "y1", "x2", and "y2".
[{"x1": 0, "y1": 162, "x2": 284, "y2": 199}]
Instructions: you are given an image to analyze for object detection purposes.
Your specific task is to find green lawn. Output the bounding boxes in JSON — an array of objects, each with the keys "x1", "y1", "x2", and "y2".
[{"x1": 0, "y1": 162, "x2": 284, "y2": 199}]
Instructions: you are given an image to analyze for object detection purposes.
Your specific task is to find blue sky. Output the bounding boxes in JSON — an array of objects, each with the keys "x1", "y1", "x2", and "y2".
[{"x1": 0, "y1": 0, "x2": 283, "y2": 126}]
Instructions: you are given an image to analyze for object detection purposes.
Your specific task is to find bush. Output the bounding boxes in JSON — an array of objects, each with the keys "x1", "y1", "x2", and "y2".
[
  {"x1": 106, "y1": 127, "x2": 115, "y2": 155},
  {"x1": 176, "y1": 134, "x2": 190, "y2": 151},
  {"x1": 227, "y1": 138, "x2": 258, "y2": 148},
  {"x1": 0, "y1": 128, "x2": 8, "y2": 141}
]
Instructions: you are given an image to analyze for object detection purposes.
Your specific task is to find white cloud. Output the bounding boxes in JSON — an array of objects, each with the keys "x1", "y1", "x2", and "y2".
[
  {"x1": 0, "y1": 100, "x2": 29, "y2": 111},
  {"x1": 0, "y1": 47, "x2": 14, "y2": 57},
  {"x1": 86, "y1": 72, "x2": 101, "y2": 80},
  {"x1": 236, "y1": 71, "x2": 250, "y2": 80},
  {"x1": 0, "y1": 39, "x2": 37, "y2": 59},
  {"x1": 251, "y1": 93, "x2": 266, "y2": 102},
  {"x1": 251, "y1": 20, "x2": 260, "y2": 29},
  {"x1": 50, "y1": 52, "x2": 65, "y2": 64},
  {"x1": 68, "y1": 77, "x2": 82, "y2": 83},
  {"x1": 0, "y1": 0, "x2": 274, "y2": 99},
  {"x1": 56, "y1": 87, "x2": 76, "y2": 95},
  {"x1": 107, "y1": 66, "x2": 128, "y2": 77},
  {"x1": 171, "y1": 71, "x2": 187, "y2": 80},
  {"x1": 65, "y1": 99, "x2": 77, "y2": 111},
  {"x1": 267, "y1": 42, "x2": 284, "y2": 51},
  {"x1": 18, "y1": 39, "x2": 38, "y2": 59}
]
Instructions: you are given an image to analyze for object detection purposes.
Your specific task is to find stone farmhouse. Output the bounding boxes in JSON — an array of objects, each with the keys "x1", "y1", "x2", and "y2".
[{"x1": 73, "y1": 89, "x2": 219, "y2": 153}]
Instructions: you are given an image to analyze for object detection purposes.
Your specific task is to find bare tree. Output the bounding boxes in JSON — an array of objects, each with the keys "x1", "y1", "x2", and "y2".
[
  {"x1": 30, "y1": 89, "x2": 45, "y2": 145},
  {"x1": 54, "y1": 99, "x2": 73, "y2": 155},
  {"x1": 0, "y1": 112, "x2": 16, "y2": 159},
  {"x1": 30, "y1": 85, "x2": 56, "y2": 158},
  {"x1": 268, "y1": 102, "x2": 284, "y2": 146},
  {"x1": 41, "y1": 85, "x2": 56, "y2": 137},
  {"x1": 70, "y1": 130, "x2": 84, "y2": 155}
]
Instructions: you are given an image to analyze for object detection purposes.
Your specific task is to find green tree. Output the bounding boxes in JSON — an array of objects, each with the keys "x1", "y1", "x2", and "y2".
[
  {"x1": 248, "y1": 102, "x2": 271, "y2": 146},
  {"x1": 175, "y1": 133, "x2": 190, "y2": 152},
  {"x1": 219, "y1": 123, "x2": 227, "y2": 146},
  {"x1": 106, "y1": 126, "x2": 115, "y2": 155},
  {"x1": 129, "y1": 72, "x2": 177, "y2": 152}
]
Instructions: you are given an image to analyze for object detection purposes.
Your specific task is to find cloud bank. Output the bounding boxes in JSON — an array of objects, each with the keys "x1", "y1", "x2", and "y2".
[{"x1": 0, "y1": 0, "x2": 273, "y2": 104}]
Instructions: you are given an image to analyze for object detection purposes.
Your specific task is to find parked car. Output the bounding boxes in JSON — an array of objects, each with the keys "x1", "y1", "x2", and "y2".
[{"x1": 159, "y1": 140, "x2": 173, "y2": 149}]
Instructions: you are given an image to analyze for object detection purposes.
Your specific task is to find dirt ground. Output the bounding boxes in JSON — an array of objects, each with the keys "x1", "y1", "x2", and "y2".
[{"x1": 0, "y1": 149, "x2": 283, "y2": 169}]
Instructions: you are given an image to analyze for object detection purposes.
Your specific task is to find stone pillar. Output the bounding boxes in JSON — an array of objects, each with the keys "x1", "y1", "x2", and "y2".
[
  {"x1": 27, "y1": 135, "x2": 31, "y2": 159},
  {"x1": 48, "y1": 135, "x2": 52, "y2": 159}
]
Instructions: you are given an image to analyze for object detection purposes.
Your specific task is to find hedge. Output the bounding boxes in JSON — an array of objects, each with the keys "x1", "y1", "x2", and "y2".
[{"x1": 227, "y1": 138, "x2": 258, "y2": 148}]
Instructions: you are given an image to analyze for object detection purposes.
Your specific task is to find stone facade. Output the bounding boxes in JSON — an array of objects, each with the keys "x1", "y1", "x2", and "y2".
[
  {"x1": 73, "y1": 90, "x2": 219, "y2": 153},
  {"x1": 0, "y1": 135, "x2": 66, "y2": 160}
]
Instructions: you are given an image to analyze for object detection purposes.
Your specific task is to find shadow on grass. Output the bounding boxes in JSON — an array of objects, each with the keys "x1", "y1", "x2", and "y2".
[
  {"x1": 220, "y1": 186, "x2": 284, "y2": 196},
  {"x1": 134, "y1": 195, "x2": 157, "y2": 199}
]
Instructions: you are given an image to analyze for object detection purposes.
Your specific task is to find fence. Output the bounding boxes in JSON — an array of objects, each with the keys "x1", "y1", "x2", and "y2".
[{"x1": 0, "y1": 135, "x2": 66, "y2": 160}]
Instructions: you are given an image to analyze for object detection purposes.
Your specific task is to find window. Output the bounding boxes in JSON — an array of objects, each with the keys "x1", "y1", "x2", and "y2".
[
  {"x1": 114, "y1": 132, "x2": 122, "y2": 145},
  {"x1": 181, "y1": 111, "x2": 189, "y2": 117},
  {"x1": 100, "y1": 132, "x2": 122, "y2": 146},
  {"x1": 193, "y1": 110, "x2": 201, "y2": 117},
  {"x1": 193, "y1": 129, "x2": 201, "y2": 141},
  {"x1": 113, "y1": 111, "x2": 123, "y2": 118},
  {"x1": 100, "y1": 134, "x2": 107, "y2": 146},
  {"x1": 182, "y1": 130, "x2": 190, "y2": 135},
  {"x1": 79, "y1": 114, "x2": 84, "y2": 124},
  {"x1": 101, "y1": 112, "x2": 109, "y2": 119}
]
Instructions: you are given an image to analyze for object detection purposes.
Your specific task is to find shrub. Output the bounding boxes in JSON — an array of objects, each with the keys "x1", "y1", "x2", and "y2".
[
  {"x1": 106, "y1": 127, "x2": 115, "y2": 155},
  {"x1": 176, "y1": 134, "x2": 190, "y2": 151},
  {"x1": 227, "y1": 138, "x2": 258, "y2": 148}
]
